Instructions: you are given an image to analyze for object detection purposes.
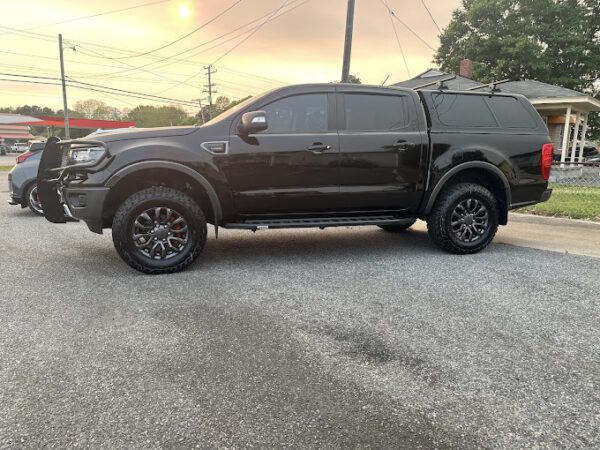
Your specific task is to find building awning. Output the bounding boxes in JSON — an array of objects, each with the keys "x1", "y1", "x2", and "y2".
[
  {"x1": 15, "y1": 116, "x2": 136, "y2": 129},
  {"x1": 0, "y1": 133, "x2": 33, "y2": 140},
  {"x1": 529, "y1": 96, "x2": 600, "y2": 114}
]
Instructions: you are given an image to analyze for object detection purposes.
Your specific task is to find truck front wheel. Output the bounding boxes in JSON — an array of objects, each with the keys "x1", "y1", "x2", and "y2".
[
  {"x1": 112, "y1": 187, "x2": 207, "y2": 274},
  {"x1": 427, "y1": 182, "x2": 499, "y2": 254}
]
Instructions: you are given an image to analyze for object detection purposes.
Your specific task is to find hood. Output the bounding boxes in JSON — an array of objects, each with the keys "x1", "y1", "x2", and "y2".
[{"x1": 86, "y1": 126, "x2": 198, "y2": 143}]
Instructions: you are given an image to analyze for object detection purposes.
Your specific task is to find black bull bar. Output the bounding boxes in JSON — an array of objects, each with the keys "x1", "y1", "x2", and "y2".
[{"x1": 36, "y1": 137, "x2": 109, "y2": 223}]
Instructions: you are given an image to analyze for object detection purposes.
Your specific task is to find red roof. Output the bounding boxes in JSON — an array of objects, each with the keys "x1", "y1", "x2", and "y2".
[{"x1": 13, "y1": 115, "x2": 136, "y2": 129}]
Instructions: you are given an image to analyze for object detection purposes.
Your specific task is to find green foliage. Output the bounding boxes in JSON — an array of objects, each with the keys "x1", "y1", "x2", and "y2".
[
  {"x1": 0, "y1": 105, "x2": 55, "y2": 116},
  {"x1": 72, "y1": 99, "x2": 121, "y2": 120},
  {"x1": 435, "y1": 0, "x2": 600, "y2": 139},
  {"x1": 334, "y1": 74, "x2": 362, "y2": 84},
  {"x1": 518, "y1": 184, "x2": 600, "y2": 220},
  {"x1": 125, "y1": 105, "x2": 192, "y2": 128},
  {"x1": 199, "y1": 95, "x2": 252, "y2": 123}
]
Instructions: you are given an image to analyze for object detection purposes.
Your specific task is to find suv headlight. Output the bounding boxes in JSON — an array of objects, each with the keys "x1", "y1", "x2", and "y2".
[{"x1": 68, "y1": 146, "x2": 106, "y2": 165}]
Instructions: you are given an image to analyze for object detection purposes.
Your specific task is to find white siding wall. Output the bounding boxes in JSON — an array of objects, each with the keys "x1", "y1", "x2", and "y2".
[{"x1": 548, "y1": 124, "x2": 563, "y2": 152}]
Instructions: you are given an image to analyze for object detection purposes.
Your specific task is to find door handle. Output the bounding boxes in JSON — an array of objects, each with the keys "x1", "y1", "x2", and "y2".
[
  {"x1": 392, "y1": 141, "x2": 414, "y2": 151},
  {"x1": 307, "y1": 143, "x2": 332, "y2": 153}
]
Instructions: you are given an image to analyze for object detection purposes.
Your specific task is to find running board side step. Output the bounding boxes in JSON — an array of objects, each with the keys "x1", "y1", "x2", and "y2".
[{"x1": 224, "y1": 216, "x2": 416, "y2": 230}]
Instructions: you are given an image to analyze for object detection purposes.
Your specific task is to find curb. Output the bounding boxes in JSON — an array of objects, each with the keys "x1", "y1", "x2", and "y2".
[{"x1": 509, "y1": 212, "x2": 600, "y2": 230}]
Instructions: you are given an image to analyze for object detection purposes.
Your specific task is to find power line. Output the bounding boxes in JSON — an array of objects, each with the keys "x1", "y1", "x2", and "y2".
[
  {"x1": 418, "y1": 0, "x2": 442, "y2": 34},
  {"x1": 212, "y1": 0, "x2": 294, "y2": 64},
  {"x1": 0, "y1": 1, "x2": 173, "y2": 36},
  {"x1": 153, "y1": 0, "x2": 303, "y2": 95},
  {"x1": 81, "y1": 0, "x2": 306, "y2": 80},
  {"x1": 0, "y1": 73, "x2": 198, "y2": 107},
  {"x1": 73, "y1": 45, "x2": 201, "y2": 90},
  {"x1": 382, "y1": 0, "x2": 410, "y2": 77},
  {"x1": 379, "y1": 0, "x2": 436, "y2": 51},
  {"x1": 0, "y1": 21, "x2": 290, "y2": 86},
  {"x1": 108, "y1": 0, "x2": 244, "y2": 60},
  {"x1": 0, "y1": 49, "x2": 281, "y2": 96}
]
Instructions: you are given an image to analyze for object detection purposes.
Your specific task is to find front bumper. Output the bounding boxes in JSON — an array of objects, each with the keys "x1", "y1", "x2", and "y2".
[
  {"x1": 63, "y1": 186, "x2": 110, "y2": 233},
  {"x1": 7, "y1": 194, "x2": 22, "y2": 206},
  {"x1": 6, "y1": 172, "x2": 23, "y2": 206},
  {"x1": 37, "y1": 137, "x2": 111, "y2": 232}
]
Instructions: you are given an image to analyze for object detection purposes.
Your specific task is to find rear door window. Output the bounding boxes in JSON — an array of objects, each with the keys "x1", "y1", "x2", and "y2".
[
  {"x1": 431, "y1": 93, "x2": 498, "y2": 127},
  {"x1": 486, "y1": 96, "x2": 537, "y2": 128},
  {"x1": 344, "y1": 94, "x2": 410, "y2": 131}
]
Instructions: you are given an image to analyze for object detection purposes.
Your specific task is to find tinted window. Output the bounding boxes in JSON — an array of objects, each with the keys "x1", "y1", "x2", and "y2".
[
  {"x1": 486, "y1": 96, "x2": 537, "y2": 128},
  {"x1": 432, "y1": 93, "x2": 498, "y2": 127},
  {"x1": 345, "y1": 94, "x2": 410, "y2": 130},
  {"x1": 260, "y1": 94, "x2": 327, "y2": 134},
  {"x1": 29, "y1": 143, "x2": 45, "y2": 152}
]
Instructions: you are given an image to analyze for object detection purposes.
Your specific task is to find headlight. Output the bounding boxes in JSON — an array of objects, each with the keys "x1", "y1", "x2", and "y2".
[{"x1": 68, "y1": 146, "x2": 106, "y2": 165}]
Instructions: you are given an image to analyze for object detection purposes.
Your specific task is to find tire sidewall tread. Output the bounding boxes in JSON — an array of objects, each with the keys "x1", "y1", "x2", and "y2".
[
  {"x1": 26, "y1": 183, "x2": 44, "y2": 216},
  {"x1": 112, "y1": 186, "x2": 207, "y2": 274},
  {"x1": 427, "y1": 182, "x2": 499, "y2": 254}
]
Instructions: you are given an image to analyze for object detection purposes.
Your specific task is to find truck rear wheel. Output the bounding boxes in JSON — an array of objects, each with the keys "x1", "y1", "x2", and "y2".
[
  {"x1": 112, "y1": 187, "x2": 207, "y2": 274},
  {"x1": 427, "y1": 182, "x2": 499, "y2": 254}
]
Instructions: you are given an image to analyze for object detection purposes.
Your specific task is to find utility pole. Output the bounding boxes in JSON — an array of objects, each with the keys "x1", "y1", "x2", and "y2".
[
  {"x1": 193, "y1": 98, "x2": 207, "y2": 124},
  {"x1": 58, "y1": 34, "x2": 70, "y2": 139},
  {"x1": 203, "y1": 65, "x2": 217, "y2": 118},
  {"x1": 341, "y1": 0, "x2": 356, "y2": 83}
]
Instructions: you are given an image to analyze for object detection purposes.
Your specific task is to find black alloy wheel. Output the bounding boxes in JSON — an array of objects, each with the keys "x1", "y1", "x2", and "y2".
[
  {"x1": 427, "y1": 182, "x2": 499, "y2": 254},
  {"x1": 112, "y1": 187, "x2": 207, "y2": 274}
]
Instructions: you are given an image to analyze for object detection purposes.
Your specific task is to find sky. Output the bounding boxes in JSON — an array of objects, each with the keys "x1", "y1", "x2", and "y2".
[{"x1": 0, "y1": 0, "x2": 462, "y2": 114}]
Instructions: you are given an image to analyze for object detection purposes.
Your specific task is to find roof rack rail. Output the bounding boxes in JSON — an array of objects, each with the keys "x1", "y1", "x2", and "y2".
[
  {"x1": 465, "y1": 79, "x2": 511, "y2": 93},
  {"x1": 412, "y1": 75, "x2": 456, "y2": 90}
]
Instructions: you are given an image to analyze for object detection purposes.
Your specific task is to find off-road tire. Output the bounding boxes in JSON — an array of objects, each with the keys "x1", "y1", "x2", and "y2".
[
  {"x1": 26, "y1": 183, "x2": 44, "y2": 216},
  {"x1": 378, "y1": 220, "x2": 416, "y2": 232},
  {"x1": 427, "y1": 182, "x2": 499, "y2": 254},
  {"x1": 112, "y1": 187, "x2": 207, "y2": 274}
]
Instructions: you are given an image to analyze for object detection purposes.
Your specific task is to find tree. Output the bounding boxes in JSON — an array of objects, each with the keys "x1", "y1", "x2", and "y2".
[
  {"x1": 126, "y1": 105, "x2": 192, "y2": 127},
  {"x1": 435, "y1": 0, "x2": 600, "y2": 139},
  {"x1": 73, "y1": 99, "x2": 121, "y2": 120},
  {"x1": 199, "y1": 95, "x2": 252, "y2": 123},
  {"x1": 335, "y1": 74, "x2": 362, "y2": 84}
]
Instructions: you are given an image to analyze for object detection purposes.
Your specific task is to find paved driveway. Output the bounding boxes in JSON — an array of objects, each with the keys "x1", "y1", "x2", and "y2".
[{"x1": 1, "y1": 179, "x2": 599, "y2": 449}]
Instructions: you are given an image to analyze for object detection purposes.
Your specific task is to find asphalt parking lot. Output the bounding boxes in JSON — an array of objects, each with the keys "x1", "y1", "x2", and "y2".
[{"x1": 1, "y1": 178, "x2": 599, "y2": 449}]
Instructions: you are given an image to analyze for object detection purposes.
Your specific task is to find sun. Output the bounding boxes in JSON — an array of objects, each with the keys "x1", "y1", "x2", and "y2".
[{"x1": 178, "y1": 4, "x2": 190, "y2": 19}]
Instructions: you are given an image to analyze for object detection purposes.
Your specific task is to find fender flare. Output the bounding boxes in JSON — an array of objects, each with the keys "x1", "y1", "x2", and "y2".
[
  {"x1": 421, "y1": 161, "x2": 512, "y2": 217},
  {"x1": 106, "y1": 160, "x2": 223, "y2": 234}
]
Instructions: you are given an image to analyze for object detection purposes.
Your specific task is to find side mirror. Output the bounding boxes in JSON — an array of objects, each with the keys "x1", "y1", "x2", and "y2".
[{"x1": 239, "y1": 111, "x2": 268, "y2": 135}]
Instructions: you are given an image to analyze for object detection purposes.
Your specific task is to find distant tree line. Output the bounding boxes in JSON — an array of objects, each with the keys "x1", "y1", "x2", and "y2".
[{"x1": 0, "y1": 95, "x2": 249, "y2": 138}]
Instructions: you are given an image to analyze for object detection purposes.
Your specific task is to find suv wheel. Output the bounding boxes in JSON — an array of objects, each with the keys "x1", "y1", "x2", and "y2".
[
  {"x1": 26, "y1": 184, "x2": 44, "y2": 216},
  {"x1": 378, "y1": 220, "x2": 416, "y2": 232},
  {"x1": 427, "y1": 182, "x2": 499, "y2": 254},
  {"x1": 112, "y1": 187, "x2": 207, "y2": 274}
]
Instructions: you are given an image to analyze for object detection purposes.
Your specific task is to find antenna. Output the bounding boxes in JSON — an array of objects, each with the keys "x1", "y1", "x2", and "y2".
[{"x1": 437, "y1": 80, "x2": 450, "y2": 91}]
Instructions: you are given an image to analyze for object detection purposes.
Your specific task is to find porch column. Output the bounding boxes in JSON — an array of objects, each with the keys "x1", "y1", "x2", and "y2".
[
  {"x1": 560, "y1": 105, "x2": 571, "y2": 167},
  {"x1": 578, "y1": 113, "x2": 589, "y2": 164},
  {"x1": 569, "y1": 111, "x2": 582, "y2": 163}
]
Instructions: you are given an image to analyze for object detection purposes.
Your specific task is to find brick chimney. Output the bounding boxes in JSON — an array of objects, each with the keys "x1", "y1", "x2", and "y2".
[{"x1": 459, "y1": 58, "x2": 473, "y2": 79}]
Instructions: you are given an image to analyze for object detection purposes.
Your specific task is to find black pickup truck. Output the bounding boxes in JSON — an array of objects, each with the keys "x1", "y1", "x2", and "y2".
[{"x1": 37, "y1": 84, "x2": 553, "y2": 274}]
